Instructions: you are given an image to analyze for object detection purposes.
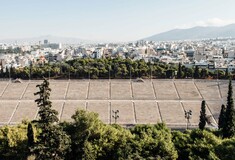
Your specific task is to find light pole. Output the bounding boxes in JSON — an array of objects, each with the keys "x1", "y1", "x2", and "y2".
[
  {"x1": 185, "y1": 110, "x2": 192, "y2": 129},
  {"x1": 112, "y1": 110, "x2": 119, "y2": 124}
]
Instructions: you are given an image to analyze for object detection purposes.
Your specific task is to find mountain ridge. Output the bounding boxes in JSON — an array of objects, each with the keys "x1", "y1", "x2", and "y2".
[
  {"x1": 143, "y1": 24, "x2": 235, "y2": 41},
  {"x1": 2, "y1": 24, "x2": 235, "y2": 44},
  {"x1": 0, "y1": 35, "x2": 98, "y2": 44}
]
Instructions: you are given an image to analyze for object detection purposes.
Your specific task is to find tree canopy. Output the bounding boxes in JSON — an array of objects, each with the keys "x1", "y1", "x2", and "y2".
[{"x1": 0, "y1": 58, "x2": 230, "y2": 80}]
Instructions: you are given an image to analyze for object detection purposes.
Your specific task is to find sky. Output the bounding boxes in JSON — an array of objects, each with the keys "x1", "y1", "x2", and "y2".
[{"x1": 1, "y1": 0, "x2": 235, "y2": 42}]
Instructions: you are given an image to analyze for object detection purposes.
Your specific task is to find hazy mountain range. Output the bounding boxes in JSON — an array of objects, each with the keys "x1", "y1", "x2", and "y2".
[
  {"x1": 144, "y1": 24, "x2": 235, "y2": 41},
  {"x1": 0, "y1": 35, "x2": 93, "y2": 44},
  {"x1": 1, "y1": 24, "x2": 235, "y2": 44}
]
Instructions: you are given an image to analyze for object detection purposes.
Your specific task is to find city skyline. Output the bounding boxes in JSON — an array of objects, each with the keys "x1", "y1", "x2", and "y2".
[{"x1": 1, "y1": 0, "x2": 235, "y2": 42}]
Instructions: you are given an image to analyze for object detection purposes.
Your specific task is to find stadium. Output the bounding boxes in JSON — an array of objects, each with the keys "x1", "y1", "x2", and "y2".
[{"x1": 0, "y1": 79, "x2": 230, "y2": 129}]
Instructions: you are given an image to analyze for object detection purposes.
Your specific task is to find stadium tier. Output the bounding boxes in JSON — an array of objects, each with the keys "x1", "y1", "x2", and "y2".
[{"x1": 0, "y1": 79, "x2": 231, "y2": 129}]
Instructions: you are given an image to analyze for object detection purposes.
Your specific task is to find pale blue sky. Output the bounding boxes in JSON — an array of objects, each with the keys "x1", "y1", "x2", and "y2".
[{"x1": 0, "y1": 0, "x2": 235, "y2": 42}]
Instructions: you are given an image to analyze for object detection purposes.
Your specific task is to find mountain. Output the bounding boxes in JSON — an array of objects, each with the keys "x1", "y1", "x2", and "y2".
[
  {"x1": 0, "y1": 35, "x2": 94, "y2": 44},
  {"x1": 144, "y1": 24, "x2": 235, "y2": 41}
]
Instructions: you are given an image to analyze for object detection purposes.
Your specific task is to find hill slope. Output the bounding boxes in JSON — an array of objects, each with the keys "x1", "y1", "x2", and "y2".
[{"x1": 144, "y1": 24, "x2": 235, "y2": 41}]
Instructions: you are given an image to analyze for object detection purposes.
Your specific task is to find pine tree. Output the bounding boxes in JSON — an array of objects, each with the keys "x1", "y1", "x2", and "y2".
[
  {"x1": 177, "y1": 63, "x2": 182, "y2": 79},
  {"x1": 223, "y1": 79, "x2": 235, "y2": 138},
  {"x1": 199, "y1": 100, "x2": 207, "y2": 130},
  {"x1": 218, "y1": 104, "x2": 226, "y2": 130},
  {"x1": 33, "y1": 78, "x2": 71, "y2": 159},
  {"x1": 34, "y1": 78, "x2": 59, "y2": 125}
]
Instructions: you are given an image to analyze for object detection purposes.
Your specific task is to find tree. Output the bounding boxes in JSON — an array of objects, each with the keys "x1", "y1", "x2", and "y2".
[
  {"x1": 172, "y1": 129, "x2": 221, "y2": 160},
  {"x1": 218, "y1": 104, "x2": 226, "y2": 130},
  {"x1": 65, "y1": 110, "x2": 103, "y2": 159},
  {"x1": 215, "y1": 138, "x2": 235, "y2": 160},
  {"x1": 166, "y1": 69, "x2": 174, "y2": 78},
  {"x1": 200, "y1": 68, "x2": 208, "y2": 78},
  {"x1": 177, "y1": 63, "x2": 182, "y2": 78},
  {"x1": 215, "y1": 70, "x2": 225, "y2": 79},
  {"x1": 223, "y1": 79, "x2": 235, "y2": 138},
  {"x1": 0, "y1": 68, "x2": 3, "y2": 77},
  {"x1": 184, "y1": 67, "x2": 193, "y2": 78},
  {"x1": 172, "y1": 131, "x2": 191, "y2": 160},
  {"x1": 225, "y1": 68, "x2": 229, "y2": 79},
  {"x1": 188, "y1": 129, "x2": 220, "y2": 160},
  {"x1": 27, "y1": 123, "x2": 34, "y2": 150},
  {"x1": 62, "y1": 110, "x2": 181, "y2": 160},
  {"x1": 33, "y1": 125, "x2": 71, "y2": 160},
  {"x1": 33, "y1": 78, "x2": 71, "y2": 159},
  {"x1": 5, "y1": 67, "x2": 9, "y2": 78},
  {"x1": 34, "y1": 78, "x2": 59, "y2": 125},
  {"x1": 130, "y1": 123, "x2": 178, "y2": 160},
  {"x1": 199, "y1": 100, "x2": 207, "y2": 130},
  {"x1": 194, "y1": 66, "x2": 200, "y2": 79},
  {"x1": 0, "y1": 123, "x2": 29, "y2": 160}
]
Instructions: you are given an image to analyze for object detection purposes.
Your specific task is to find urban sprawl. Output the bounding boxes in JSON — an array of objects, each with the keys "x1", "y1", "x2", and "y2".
[{"x1": 1, "y1": 38, "x2": 235, "y2": 75}]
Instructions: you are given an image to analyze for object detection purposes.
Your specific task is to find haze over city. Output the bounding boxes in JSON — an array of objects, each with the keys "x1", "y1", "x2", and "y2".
[{"x1": 1, "y1": 0, "x2": 235, "y2": 42}]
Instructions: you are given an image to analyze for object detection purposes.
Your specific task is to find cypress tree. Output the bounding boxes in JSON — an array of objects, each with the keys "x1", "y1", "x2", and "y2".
[
  {"x1": 0, "y1": 68, "x2": 3, "y2": 78},
  {"x1": 27, "y1": 122, "x2": 34, "y2": 148},
  {"x1": 177, "y1": 63, "x2": 182, "y2": 79},
  {"x1": 10, "y1": 66, "x2": 15, "y2": 79},
  {"x1": 29, "y1": 62, "x2": 33, "y2": 79},
  {"x1": 223, "y1": 79, "x2": 235, "y2": 138},
  {"x1": 225, "y1": 68, "x2": 230, "y2": 79},
  {"x1": 199, "y1": 100, "x2": 207, "y2": 130},
  {"x1": 218, "y1": 104, "x2": 226, "y2": 130},
  {"x1": 5, "y1": 67, "x2": 9, "y2": 78},
  {"x1": 194, "y1": 66, "x2": 200, "y2": 79}
]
